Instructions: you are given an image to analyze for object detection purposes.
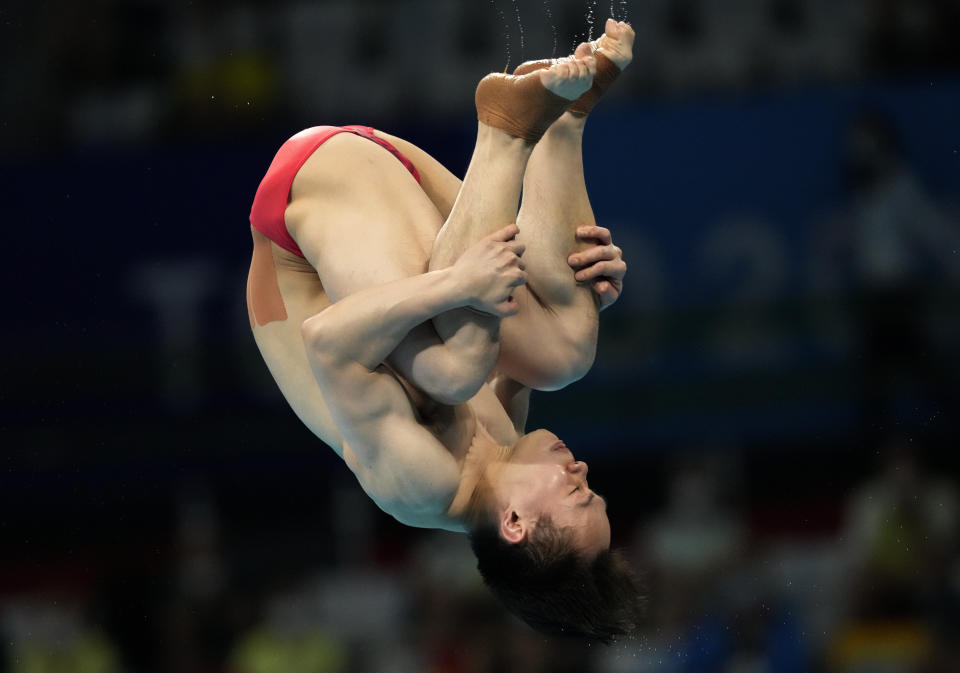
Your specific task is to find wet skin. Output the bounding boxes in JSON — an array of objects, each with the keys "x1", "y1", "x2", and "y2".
[{"x1": 493, "y1": 428, "x2": 611, "y2": 555}]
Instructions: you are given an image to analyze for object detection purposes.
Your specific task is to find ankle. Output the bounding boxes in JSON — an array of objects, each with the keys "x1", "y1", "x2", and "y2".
[
  {"x1": 476, "y1": 121, "x2": 538, "y2": 151},
  {"x1": 552, "y1": 111, "x2": 588, "y2": 134}
]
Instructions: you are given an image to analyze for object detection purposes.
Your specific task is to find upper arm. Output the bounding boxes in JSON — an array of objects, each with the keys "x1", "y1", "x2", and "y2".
[
  {"x1": 302, "y1": 318, "x2": 415, "y2": 466},
  {"x1": 302, "y1": 322, "x2": 460, "y2": 511}
]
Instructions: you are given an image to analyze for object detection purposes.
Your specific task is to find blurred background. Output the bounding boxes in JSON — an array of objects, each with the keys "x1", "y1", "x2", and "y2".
[{"x1": 2, "y1": 0, "x2": 959, "y2": 671}]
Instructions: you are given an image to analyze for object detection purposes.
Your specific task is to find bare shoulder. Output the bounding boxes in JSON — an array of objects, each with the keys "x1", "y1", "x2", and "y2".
[
  {"x1": 309, "y1": 358, "x2": 463, "y2": 527},
  {"x1": 342, "y1": 417, "x2": 463, "y2": 531}
]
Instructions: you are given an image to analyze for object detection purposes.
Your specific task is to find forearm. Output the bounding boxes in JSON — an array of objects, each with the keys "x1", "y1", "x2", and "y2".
[
  {"x1": 386, "y1": 322, "x2": 498, "y2": 404},
  {"x1": 302, "y1": 268, "x2": 468, "y2": 371},
  {"x1": 427, "y1": 238, "x2": 502, "y2": 388}
]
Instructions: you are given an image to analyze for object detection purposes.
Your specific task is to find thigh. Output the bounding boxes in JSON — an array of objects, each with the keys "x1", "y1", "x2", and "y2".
[
  {"x1": 248, "y1": 133, "x2": 456, "y2": 456},
  {"x1": 278, "y1": 131, "x2": 464, "y2": 406},
  {"x1": 371, "y1": 129, "x2": 463, "y2": 222},
  {"x1": 285, "y1": 131, "x2": 445, "y2": 301}
]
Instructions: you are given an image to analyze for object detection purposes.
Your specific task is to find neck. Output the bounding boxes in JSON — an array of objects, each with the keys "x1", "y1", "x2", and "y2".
[{"x1": 446, "y1": 425, "x2": 513, "y2": 522}]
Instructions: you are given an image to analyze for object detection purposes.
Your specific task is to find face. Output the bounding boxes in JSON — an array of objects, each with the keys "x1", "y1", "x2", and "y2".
[{"x1": 494, "y1": 429, "x2": 611, "y2": 556}]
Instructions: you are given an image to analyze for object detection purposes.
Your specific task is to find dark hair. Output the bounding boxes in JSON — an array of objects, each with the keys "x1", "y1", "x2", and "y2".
[{"x1": 468, "y1": 515, "x2": 645, "y2": 644}]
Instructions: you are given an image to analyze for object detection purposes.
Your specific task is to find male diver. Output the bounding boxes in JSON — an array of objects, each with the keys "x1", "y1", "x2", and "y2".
[{"x1": 247, "y1": 20, "x2": 643, "y2": 641}]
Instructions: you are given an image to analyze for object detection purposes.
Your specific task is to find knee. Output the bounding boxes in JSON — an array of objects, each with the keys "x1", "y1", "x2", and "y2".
[{"x1": 499, "y1": 339, "x2": 597, "y2": 392}]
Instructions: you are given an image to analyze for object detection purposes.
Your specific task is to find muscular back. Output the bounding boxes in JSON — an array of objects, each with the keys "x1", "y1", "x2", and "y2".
[{"x1": 248, "y1": 230, "x2": 344, "y2": 450}]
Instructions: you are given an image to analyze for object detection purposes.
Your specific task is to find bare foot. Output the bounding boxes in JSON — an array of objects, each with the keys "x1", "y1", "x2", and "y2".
[
  {"x1": 537, "y1": 57, "x2": 595, "y2": 101},
  {"x1": 475, "y1": 57, "x2": 595, "y2": 141},
  {"x1": 512, "y1": 19, "x2": 635, "y2": 117},
  {"x1": 514, "y1": 20, "x2": 634, "y2": 75},
  {"x1": 590, "y1": 18, "x2": 635, "y2": 72}
]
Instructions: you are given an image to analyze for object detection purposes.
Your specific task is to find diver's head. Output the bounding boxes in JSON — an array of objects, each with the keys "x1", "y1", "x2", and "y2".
[
  {"x1": 482, "y1": 429, "x2": 611, "y2": 553},
  {"x1": 465, "y1": 428, "x2": 643, "y2": 643}
]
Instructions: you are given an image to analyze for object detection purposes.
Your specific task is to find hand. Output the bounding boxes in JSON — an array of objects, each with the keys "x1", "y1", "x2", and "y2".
[
  {"x1": 567, "y1": 225, "x2": 626, "y2": 311},
  {"x1": 453, "y1": 224, "x2": 528, "y2": 317}
]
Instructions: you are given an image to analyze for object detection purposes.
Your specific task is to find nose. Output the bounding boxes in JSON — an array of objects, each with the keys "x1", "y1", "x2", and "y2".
[{"x1": 568, "y1": 460, "x2": 588, "y2": 476}]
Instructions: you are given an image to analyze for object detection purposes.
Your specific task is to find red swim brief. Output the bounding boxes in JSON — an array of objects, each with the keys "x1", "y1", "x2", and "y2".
[{"x1": 249, "y1": 125, "x2": 421, "y2": 258}]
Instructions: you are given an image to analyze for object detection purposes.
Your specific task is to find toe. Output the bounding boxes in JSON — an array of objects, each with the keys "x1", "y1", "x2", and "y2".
[{"x1": 585, "y1": 55, "x2": 597, "y2": 76}]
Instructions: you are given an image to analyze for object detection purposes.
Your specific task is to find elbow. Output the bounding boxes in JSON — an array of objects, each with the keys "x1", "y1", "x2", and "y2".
[
  {"x1": 300, "y1": 315, "x2": 323, "y2": 349},
  {"x1": 301, "y1": 314, "x2": 337, "y2": 361}
]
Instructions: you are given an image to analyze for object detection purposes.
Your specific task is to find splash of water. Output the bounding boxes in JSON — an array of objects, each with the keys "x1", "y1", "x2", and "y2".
[
  {"x1": 512, "y1": 0, "x2": 525, "y2": 64},
  {"x1": 585, "y1": 0, "x2": 598, "y2": 41},
  {"x1": 544, "y1": 0, "x2": 558, "y2": 58},
  {"x1": 490, "y1": 0, "x2": 511, "y2": 71}
]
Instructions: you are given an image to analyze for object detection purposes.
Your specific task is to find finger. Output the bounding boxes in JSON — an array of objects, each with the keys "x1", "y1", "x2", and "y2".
[
  {"x1": 579, "y1": 256, "x2": 627, "y2": 280},
  {"x1": 569, "y1": 244, "x2": 618, "y2": 267},
  {"x1": 572, "y1": 58, "x2": 585, "y2": 78},
  {"x1": 509, "y1": 270, "x2": 528, "y2": 287},
  {"x1": 575, "y1": 259, "x2": 621, "y2": 281},
  {"x1": 579, "y1": 257, "x2": 626, "y2": 280},
  {"x1": 497, "y1": 298, "x2": 521, "y2": 317},
  {"x1": 585, "y1": 55, "x2": 597, "y2": 77},
  {"x1": 507, "y1": 241, "x2": 526, "y2": 257},
  {"x1": 575, "y1": 225, "x2": 612, "y2": 245},
  {"x1": 487, "y1": 223, "x2": 519, "y2": 242},
  {"x1": 593, "y1": 280, "x2": 620, "y2": 309}
]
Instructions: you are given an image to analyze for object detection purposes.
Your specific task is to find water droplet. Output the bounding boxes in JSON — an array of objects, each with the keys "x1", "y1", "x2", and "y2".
[
  {"x1": 490, "y1": 0, "x2": 511, "y2": 71},
  {"x1": 544, "y1": 0, "x2": 558, "y2": 57},
  {"x1": 512, "y1": 0, "x2": 525, "y2": 63},
  {"x1": 585, "y1": 0, "x2": 598, "y2": 41}
]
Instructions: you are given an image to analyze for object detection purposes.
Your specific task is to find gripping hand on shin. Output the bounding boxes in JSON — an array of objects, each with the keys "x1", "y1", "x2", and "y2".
[{"x1": 452, "y1": 224, "x2": 528, "y2": 318}]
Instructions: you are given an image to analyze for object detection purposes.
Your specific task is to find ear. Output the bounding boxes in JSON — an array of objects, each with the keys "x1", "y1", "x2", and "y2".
[{"x1": 499, "y1": 508, "x2": 528, "y2": 544}]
